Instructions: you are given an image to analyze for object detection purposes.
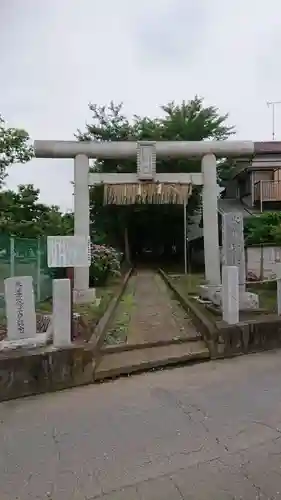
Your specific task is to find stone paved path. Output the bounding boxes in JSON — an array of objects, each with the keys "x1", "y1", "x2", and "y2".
[
  {"x1": 108, "y1": 270, "x2": 199, "y2": 344},
  {"x1": 1, "y1": 351, "x2": 281, "y2": 498}
]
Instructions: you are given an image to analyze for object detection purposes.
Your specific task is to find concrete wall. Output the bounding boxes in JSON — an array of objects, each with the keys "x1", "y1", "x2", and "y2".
[
  {"x1": 195, "y1": 244, "x2": 281, "y2": 281},
  {"x1": 218, "y1": 245, "x2": 281, "y2": 280},
  {"x1": 246, "y1": 246, "x2": 281, "y2": 279}
]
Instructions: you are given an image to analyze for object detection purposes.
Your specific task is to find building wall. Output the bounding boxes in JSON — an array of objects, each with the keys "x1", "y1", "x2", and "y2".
[
  {"x1": 274, "y1": 169, "x2": 281, "y2": 181},
  {"x1": 252, "y1": 171, "x2": 273, "y2": 182}
]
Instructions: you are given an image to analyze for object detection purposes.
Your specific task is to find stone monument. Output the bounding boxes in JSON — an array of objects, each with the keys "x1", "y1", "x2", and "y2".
[
  {"x1": 222, "y1": 212, "x2": 259, "y2": 309},
  {"x1": 222, "y1": 212, "x2": 246, "y2": 292},
  {"x1": 4, "y1": 276, "x2": 37, "y2": 340}
]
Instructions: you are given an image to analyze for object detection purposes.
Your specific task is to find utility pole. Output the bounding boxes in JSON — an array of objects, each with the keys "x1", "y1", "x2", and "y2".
[{"x1": 267, "y1": 101, "x2": 281, "y2": 140}]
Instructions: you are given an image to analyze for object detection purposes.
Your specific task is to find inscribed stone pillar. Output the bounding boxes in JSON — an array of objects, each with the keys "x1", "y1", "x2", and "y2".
[
  {"x1": 222, "y1": 212, "x2": 246, "y2": 293},
  {"x1": 4, "y1": 276, "x2": 36, "y2": 340}
]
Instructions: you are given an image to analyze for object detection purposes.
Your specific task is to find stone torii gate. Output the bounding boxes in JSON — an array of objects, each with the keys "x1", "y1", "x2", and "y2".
[{"x1": 34, "y1": 139, "x2": 257, "y2": 302}]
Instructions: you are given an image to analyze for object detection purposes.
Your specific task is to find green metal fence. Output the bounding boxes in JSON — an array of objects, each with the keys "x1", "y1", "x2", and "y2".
[{"x1": 0, "y1": 235, "x2": 52, "y2": 310}]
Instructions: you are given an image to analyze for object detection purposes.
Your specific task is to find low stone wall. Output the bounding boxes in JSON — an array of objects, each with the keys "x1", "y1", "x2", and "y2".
[
  {"x1": 0, "y1": 344, "x2": 97, "y2": 402},
  {"x1": 216, "y1": 316, "x2": 281, "y2": 357},
  {"x1": 160, "y1": 270, "x2": 281, "y2": 359}
]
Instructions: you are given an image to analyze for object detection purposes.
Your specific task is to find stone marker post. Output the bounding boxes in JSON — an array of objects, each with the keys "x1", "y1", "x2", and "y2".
[
  {"x1": 4, "y1": 276, "x2": 37, "y2": 340},
  {"x1": 222, "y1": 212, "x2": 246, "y2": 293},
  {"x1": 222, "y1": 266, "x2": 239, "y2": 325},
  {"x1": 53, "y1": 279, "x2": 71, "y2": 347},
  {"x1": 47, "y1": 235, "x2": 91, "y2": 345},
  {"x1": 222, "y1": 212, "x2": 259, "y2": 310}
]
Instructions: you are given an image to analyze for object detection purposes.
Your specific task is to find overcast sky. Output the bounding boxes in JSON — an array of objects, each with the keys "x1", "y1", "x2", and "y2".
[{"x1": 0, "y1": 0, "x2": 281, "y2": 211}]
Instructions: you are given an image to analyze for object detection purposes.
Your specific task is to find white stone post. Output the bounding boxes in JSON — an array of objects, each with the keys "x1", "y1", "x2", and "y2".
[
  {"x1": 202, "y1": 153, "x2": 221, "y2": 286},
  {"x1": 53, "y1": 279, "x2": 71, "y2": 346},
  {"x1": 276, "y1": 263, "x2": 281, "y2": 316},
  {"x1": 222, "y1": 266, "x2": 239, "y2": 324},
  {"x1": 74, "y1": 154, "x2": 90, "y2": 292}
]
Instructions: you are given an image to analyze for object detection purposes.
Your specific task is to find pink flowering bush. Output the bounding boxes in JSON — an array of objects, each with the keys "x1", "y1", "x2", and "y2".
[{"x1": 90, "y1": 243, "x2": 121, "y2": 286}]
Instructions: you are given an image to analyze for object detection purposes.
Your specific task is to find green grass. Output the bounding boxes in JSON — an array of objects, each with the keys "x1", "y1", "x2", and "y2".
[
  {"x1": 168, "y1": 273, "x2": 205, "y2": 295},
  {"x1": 170, "y1": 273, "x2": 278, "y2": 316},
  {"x1": 104, "y1": 279, "x2": 136, "y2": 345},
  {"x1": 247, "y1": 282, "x2": 277, "y2": 313},
  {"x1": 37, "y1": 281, "x2": 120, "y2": 323},
  {"x1": 35, "y1": 276, "x2": 124, "y2": 342}
]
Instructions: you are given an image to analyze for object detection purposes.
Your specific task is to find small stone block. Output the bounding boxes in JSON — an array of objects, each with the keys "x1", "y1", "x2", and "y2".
[
  {"x1": 239, "y1": 291, "x2": 259, "y2": 310},
  {"x1": 53, "y1": 279, "x2": 71, "y2": 346},
  {"x1": 73, "y1": 287, "x2": 96, "y2": 304}
]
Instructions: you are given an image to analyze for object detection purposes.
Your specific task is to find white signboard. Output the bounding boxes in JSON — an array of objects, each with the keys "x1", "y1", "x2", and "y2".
[
  {"x1": 47, "y1": 236, "x2": 91, "y2": 268},
  {"x1": 4, "y1": 276, "x2": 37, "y2": 340}
]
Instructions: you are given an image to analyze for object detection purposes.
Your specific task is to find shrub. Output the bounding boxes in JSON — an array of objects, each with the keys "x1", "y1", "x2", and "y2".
[
  {"x1": 89, "y1": 244, "x2": 121, "y2": 286},
  {"x1": 245, "y1": 212, "x2": 281, "y2": 245}
]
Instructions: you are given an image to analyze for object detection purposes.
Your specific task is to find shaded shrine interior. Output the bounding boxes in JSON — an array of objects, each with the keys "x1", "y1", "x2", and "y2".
[
  {"x1": 93, "y1": 202, "x2": 205, "y2": 271},
  {"x1": 129, "y1": 205, "x2": 202, "y2": 266}
]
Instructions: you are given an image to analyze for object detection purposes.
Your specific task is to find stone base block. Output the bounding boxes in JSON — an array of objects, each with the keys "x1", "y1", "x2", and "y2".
[
  {"x1": 199, "y1": 285, "x2": 222, "y2": 306},
  {"x1": 73, "y1": 288, "x2": 96, "y2": 304},
  {"x1": 239, "y1": 291, "x2": 259, "y2": 310},
  {"x1": 199, "y1": 286, "x2": 259, "y2": 310},
  {"x1": 0, "y1": 332, "x2": 50, "y2": 352}
]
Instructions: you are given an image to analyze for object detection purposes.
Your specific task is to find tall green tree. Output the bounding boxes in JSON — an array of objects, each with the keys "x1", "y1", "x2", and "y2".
[
  {"x1": 0, "y1": 184, "x2": 73, "y2": 237},
  {"x1": 0, "y1": 115, "x2": 33, "y2": 186},
  {"x1": 76, "y1": 97, "x2": 234, "y2": 260}
]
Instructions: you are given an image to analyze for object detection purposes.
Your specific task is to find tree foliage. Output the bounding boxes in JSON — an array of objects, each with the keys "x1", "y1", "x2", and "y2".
[
  {"x1": 0, "y1": 115, "x2": 33, "y2": 186},
  {"x1": 245, "y1": 212, "x2": 281, "y2": 246},
  {"x1": 77, "y1": 97, "x2": 234, "y2": 175},
  {"x1": 0, "y1": 116, "x2": 72, "y2": 240},
  {"x1": 0, "y1": 184, "x2": 73, "y2": 238},
  {"x1": 77, "y1": 97, "x2": 234, "y2": 260}
]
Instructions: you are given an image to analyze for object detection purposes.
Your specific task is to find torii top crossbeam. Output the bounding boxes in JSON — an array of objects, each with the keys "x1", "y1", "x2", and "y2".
[{"x1": 34, "y1": 140, "x2": 281, "y2": 159}]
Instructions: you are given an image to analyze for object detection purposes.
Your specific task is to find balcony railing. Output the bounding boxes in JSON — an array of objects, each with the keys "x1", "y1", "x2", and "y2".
[{"x1": 254, "y1": 180, "x2": 281, "y2": 203}]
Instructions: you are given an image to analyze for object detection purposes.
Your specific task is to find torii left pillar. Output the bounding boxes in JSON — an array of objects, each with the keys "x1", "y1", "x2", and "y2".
[
  {"x1": 202, "y1": 153, "x2": 221, "y2": 287},
  {"x1": 73, "y1": 153, "x2": 95, "y2": 302}
]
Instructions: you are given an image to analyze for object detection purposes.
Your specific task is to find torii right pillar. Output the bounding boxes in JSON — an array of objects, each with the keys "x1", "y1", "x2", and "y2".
[{"x1": 202, "y1": 153, "x2": 221, "y2": 286}]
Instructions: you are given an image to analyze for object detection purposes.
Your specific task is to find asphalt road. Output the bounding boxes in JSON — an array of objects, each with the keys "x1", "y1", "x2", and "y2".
[{"x1": 1, "y1": 352, "x2": 281, "y2": 499}]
